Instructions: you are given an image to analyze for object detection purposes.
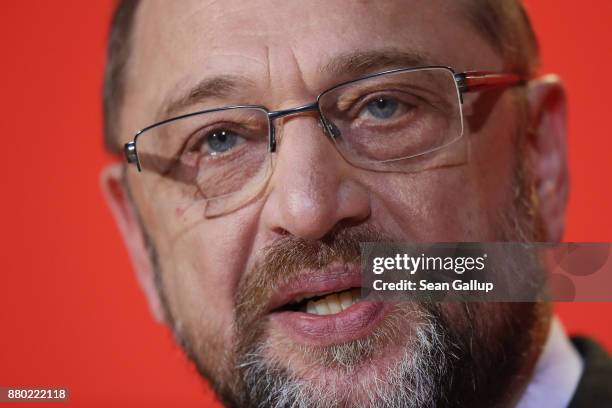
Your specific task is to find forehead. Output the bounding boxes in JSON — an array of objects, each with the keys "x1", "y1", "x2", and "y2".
[{"x1": 122, "y1": 0, "x2": 501, "y2": 135}]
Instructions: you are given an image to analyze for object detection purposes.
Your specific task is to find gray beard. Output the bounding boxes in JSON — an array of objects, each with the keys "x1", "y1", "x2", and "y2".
[
  {"x1": 225, "y1": 301, "x2": 543, "y2": 408},
  {"x1": 235, "y1": 306, "x2": 448, "y2": 408}
]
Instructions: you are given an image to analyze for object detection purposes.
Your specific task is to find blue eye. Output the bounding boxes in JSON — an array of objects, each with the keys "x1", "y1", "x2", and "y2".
[
  {"x1": 365, "y1": 97, "x2": 399, "y2": 119},
  {"x1": 206, "y1": 129, "x2": 240, "y2": 154}
]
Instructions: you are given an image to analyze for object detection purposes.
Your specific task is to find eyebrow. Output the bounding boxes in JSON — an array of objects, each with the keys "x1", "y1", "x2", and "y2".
[
  {"x1": 159, "y1": 48, "x2": 435, "y2": 121},
  {"x1": 160, "y1": 74, "x2": 256, "y2": 119},
  {"x1": 321, "y1": 49, "x2": 435, "y2": 77}
]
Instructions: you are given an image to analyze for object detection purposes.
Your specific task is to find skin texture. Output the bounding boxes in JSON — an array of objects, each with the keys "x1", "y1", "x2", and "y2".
[{"x1": 101, "y1": 1, "x2": 569, "y2": 406}]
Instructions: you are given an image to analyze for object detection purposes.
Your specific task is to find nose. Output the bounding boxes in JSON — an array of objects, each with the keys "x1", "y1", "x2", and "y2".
[{"x1": 260, "y1": 116, "x2": 371, "y2": 240}]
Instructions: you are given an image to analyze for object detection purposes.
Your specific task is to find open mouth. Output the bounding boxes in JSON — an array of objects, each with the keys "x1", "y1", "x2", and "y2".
[
  {"x1": 266, "y1": 265, "x2": 387, "y2": 346},
  {"x1": 278, "y1": 288, "x2": 363, "y2": 315}
]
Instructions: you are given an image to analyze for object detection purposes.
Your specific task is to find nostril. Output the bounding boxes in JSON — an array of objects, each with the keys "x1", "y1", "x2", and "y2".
[{"x1": 272, "y1": 226, "x2": 291, "y2": 237}]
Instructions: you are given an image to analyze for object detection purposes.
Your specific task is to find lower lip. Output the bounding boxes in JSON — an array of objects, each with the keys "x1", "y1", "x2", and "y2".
[{"x1": 269, "y1": 300, "x2": 390, "y2": 346}]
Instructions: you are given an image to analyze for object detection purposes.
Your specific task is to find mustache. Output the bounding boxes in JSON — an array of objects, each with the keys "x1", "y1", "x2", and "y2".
[{"x1": 234, "y1": 223, "x2": 389, "y2": 333}]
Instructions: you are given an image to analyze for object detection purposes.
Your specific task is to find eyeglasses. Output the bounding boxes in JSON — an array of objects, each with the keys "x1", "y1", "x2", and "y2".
[{"x1": 124, "y1": 66, "x2": 524, "y2": 217}]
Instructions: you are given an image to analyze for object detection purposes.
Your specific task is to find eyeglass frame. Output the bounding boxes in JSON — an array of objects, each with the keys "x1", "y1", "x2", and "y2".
[{"x1": 124, "y1": 65, "x2": 526, "y2": 171}]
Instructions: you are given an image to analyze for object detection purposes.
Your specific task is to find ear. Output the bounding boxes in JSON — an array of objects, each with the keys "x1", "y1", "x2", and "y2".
[
  {"x1": 525, "y1": 75, "x2": 569, "y2": 242},
  {"x1": 100, "y1": 163, "x2": 166, "y2": 323}
]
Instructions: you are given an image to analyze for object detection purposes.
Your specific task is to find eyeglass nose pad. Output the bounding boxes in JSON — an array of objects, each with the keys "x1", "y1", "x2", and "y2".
[
  {"x1": 269, "y1": 124, "x2": 277, "y2": 153},
  {"x1": 319, "y1": 117, "x2": 342, "y2": 140}
]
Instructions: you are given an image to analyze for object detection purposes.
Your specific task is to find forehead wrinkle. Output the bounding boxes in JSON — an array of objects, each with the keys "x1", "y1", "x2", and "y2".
[
  {"x1": 265, "y1": 44, "x2": 271, "y2": 93},
  {"x1": 265, "y1": 43, "x2": 315, "y2": 108},
  {"x1": 290, "y1": 45, "x2": 308, "y2": 95}
]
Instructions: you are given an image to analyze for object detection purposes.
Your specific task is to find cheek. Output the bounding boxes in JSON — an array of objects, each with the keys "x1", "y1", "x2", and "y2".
[
  {"x1": 144, "y1": 195, "x2": 261, "y2": 350},
  {"x1": 362, "y1": 151, "x2": 516, "y2": 241},
  {"x1": 366, "y1": 167, "x2": 491, "y2": 241}
]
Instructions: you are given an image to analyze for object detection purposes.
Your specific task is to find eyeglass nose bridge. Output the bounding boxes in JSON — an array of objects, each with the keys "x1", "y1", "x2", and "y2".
[{"x1": 266, "y1": 101, "x2": 338, "y2": 153}]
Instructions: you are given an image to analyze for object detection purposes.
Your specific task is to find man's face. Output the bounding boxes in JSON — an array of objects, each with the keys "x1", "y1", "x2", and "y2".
[{"x1": 116, "y1": 1, "x2": 551, "y2": 406}]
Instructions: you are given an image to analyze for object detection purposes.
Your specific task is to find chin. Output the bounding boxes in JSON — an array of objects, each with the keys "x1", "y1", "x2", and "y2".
[{"x1": 235, "y1": 303, "x2": 435, "y2": 406}]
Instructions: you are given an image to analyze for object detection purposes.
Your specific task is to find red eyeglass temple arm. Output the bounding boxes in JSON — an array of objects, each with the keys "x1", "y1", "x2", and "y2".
[{"x1": 457, "y1": 71, "x2": 527, "y2": 93}]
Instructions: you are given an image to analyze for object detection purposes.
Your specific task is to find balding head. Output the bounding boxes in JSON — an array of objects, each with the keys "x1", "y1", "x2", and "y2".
[{"x1": 102, "y1": 0, "x2": 538, "y2": 152}]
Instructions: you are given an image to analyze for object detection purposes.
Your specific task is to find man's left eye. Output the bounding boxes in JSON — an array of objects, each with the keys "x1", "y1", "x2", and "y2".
[{"x1": 361, "y1": 97, "x2": 400, "y2": 119}]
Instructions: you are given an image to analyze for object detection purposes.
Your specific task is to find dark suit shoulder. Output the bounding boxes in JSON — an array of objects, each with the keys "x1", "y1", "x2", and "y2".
[{"x1": 568, "y1": 337, "x2": 612, "y2": 408}]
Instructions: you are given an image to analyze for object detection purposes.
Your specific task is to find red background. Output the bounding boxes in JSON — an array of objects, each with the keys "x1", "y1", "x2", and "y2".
[{"x1": 1, "y1": 1, "x2": 611, "y2": 406}]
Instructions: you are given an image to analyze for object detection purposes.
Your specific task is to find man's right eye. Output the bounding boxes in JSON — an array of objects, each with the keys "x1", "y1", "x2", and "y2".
[{"x1": 195, "y1": 128, "x2": 244, "y2": 156}]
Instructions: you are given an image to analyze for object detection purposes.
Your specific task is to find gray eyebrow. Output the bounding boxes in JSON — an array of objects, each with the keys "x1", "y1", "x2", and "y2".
[
  {"x1": 320, "y1": 49, "x2": 436, "y2": 77},
  {"x1": 159, "y1": 49, "x2": 434, "y2": 121},
  {"x1": 160, "y1": 74, "x2": 256, "y2": 119}
]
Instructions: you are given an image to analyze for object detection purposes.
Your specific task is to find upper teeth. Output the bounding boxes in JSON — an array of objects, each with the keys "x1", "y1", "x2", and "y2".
[
  {"x1": 292, "y1": 290, "x2": 336, "y2": 304},
  {"x1": 300, "y1": 288, "x2": 361, "y2": 316}
]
